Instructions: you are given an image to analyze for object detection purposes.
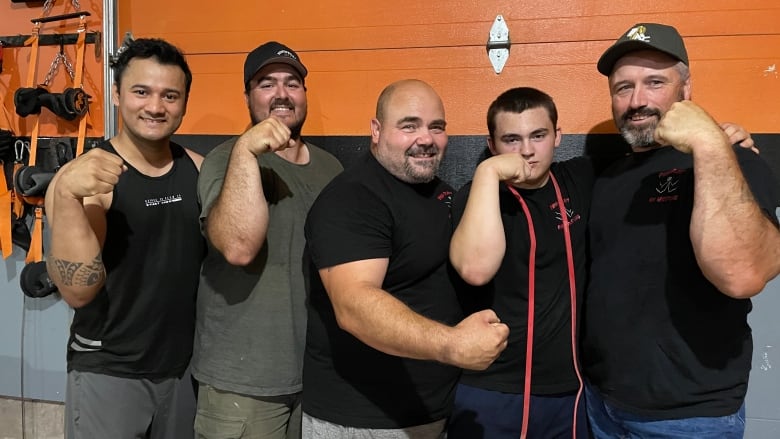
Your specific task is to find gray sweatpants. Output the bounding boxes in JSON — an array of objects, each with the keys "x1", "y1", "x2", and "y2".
[
  {"x1": 66, "y1": 369, "x2": 196, "y2": 439},
  {"x1": 302, "y1": 412, "x2": 446, "y2": 439}
]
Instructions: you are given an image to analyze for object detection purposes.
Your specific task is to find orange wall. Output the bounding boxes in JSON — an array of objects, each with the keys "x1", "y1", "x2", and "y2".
[
  {"x1": 2, "y1": 1, "x2": 777, "y2": 139},
  {"x1": 118, "y1": 0, "x2": 780, "y2": 137},
  {"x1": 0, "y1": 1, "x2": 104, "y2": 137}
]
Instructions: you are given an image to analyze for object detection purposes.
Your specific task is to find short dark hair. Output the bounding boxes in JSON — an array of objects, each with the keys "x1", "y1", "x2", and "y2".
[
  {"x1": 112, "y1": 38, "x2": 193, "y2": 101},
  {"x1": 487, "y1": 87, "x2": 558, "y2": 140}
]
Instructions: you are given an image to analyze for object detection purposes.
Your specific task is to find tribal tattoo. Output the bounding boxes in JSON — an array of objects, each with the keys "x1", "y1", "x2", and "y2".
[{"x1": 48, "y1": 255, "x2": 106, "y2": 287}]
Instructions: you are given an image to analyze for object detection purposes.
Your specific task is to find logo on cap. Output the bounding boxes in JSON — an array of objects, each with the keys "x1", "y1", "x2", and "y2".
[
  {"x1": 626, "y1": 25, "x2": 651, "y2": 42},
  {"x1": 276, "y1": 49, "x2": 298, "y2": 60}
]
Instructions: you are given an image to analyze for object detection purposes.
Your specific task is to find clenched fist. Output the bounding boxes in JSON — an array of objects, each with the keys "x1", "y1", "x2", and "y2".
[
  {"x1": 444, "y1": 309, "x2": 510, "y2": 371},
  {"x1": 654, "y1": 101, "x2": 729, "y2": 154},
  {"x1": 55, "y1": 148, "x2": 126, "y2": 199},
  {"x1": 480, "y1": 153, "x2": 533, "y2": 186},
  {"x1": 238, "y1": 117, "x2": 296, "y2": 156}
]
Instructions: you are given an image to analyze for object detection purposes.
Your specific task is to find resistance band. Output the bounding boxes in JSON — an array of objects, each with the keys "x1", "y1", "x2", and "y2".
[{"x1": 506, "y1": 173, "x2": 583, "y2": 439}]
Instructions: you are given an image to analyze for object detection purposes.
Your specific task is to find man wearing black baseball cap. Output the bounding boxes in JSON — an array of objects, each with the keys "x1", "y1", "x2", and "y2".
[
  {"x1": 583, "y1": 23, "x2": 780, "y2": 438},
  {"x1": 191, "y1": 41, "x2": 343, "y2": 438},
  {"x1": 243, "y1": 41, "x2": 309, "y2": 91}
]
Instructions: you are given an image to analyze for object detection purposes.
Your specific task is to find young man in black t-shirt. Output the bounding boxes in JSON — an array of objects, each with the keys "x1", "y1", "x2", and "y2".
[{"x1": 448, "y1": 87, "x2": 591, "y2": 438}]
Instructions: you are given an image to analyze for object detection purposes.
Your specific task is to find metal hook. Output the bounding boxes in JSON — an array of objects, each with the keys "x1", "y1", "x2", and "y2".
[{"x1": 14, "y1": 140, "x2": 30, "y2": 162}]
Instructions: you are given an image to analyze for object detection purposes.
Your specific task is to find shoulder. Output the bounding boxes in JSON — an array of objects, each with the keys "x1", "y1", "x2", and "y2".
[
  {"x1": 306, "y1": 142, "x2": 343, "y2": 169},
  {"x1": 555, "y1": 156, "x2": 593, "y2": 174},
  {"x1": 167, "y1": 141, "x2": 203, "y2": 174},
  {"x1": 183, "y1": 148, "x2": 204, "y2": 171},
  {"x1": 94, "y1": 139, "x2": 114, "y2": 152},
  {"x1": 200, "y1": 137, "x2": 239, "y2": 173},
  {"x1": 310, "y1": 167, "x2": 389, "y2": 219},
  {"x1": 553, "y1": 156, "x2": 595, "y2": 186}
]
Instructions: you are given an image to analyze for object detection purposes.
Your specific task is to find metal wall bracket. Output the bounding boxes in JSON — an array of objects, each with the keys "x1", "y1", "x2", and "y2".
[{"x1": 486, "y1": 15, "x2": 510, "y2": 74}]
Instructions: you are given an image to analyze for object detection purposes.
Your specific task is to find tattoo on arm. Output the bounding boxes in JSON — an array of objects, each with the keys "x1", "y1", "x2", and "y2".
[{"x1": 49, "y1": 256, "x2": 106, "y2": 287}]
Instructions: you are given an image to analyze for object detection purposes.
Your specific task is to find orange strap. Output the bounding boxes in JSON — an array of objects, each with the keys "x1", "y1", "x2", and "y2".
[
  {"x1": 17, "y1": 24, "x2": 43, "y2": 263},
  {"x1": 25, "y1": 205, "x2": 43, "y2": 263},
  {"x1": 24, "y1": 24, "x2": 40, "y2": 88},
  {"x1": 0, "y1": 162, "x2": 13, "y2": 258},
  {"x1": 74, "y1": 17, "x2": 88, "y2": 156},
  {"x1": 24, "y1": 24, "x2": 42, "y2": 166}
]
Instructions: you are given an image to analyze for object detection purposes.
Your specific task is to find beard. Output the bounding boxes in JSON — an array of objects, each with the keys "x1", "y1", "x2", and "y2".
[
  {"x1": 375, "y1": 144, "x2": 441, "y2": 184},
  {"x1": 249, "y1": 98, "x2": 306, "y2": 140},
  {"x1": 617, "y1": 107, "x2": 661, "y2": 148},
  {"x1": 618, "y1": 89, "x2": 686, "y2": 149},
  {"x1": 402, "y1": 145, "x2": 441, "y2": 183}
]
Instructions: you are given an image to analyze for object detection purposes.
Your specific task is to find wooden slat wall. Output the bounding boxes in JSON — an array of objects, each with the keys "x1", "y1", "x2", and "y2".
[
  {"x1": 0, "y1": 2, "x2": 104, "y2": 136},
  {"x1": 119, "y1": 0, "x2": 780, "y2": 137}
]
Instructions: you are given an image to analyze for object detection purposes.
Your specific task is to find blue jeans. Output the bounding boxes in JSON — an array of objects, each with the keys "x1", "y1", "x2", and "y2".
[
  {"x1": 447, "y1": 383, "x2": 588, "y2": 439},
  {"x1": 585, "y1": 384, "x2": 745, "y2": 439}
]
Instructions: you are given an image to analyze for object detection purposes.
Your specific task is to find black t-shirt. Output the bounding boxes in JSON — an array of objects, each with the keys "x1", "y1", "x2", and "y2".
[
  {"x1": 303, "y1": 152, "x2": 462, "y2": 429},
  {"x1": 452, "y1": 158, "x2": 593, "y2": 395},
  {"x1": 583, "y1": 146, "x2": 780, "y2": 419}
]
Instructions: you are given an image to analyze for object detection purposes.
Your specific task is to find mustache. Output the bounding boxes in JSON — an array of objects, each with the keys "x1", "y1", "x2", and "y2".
[
  {"x1": 270, "y1": 98, "x2": 294, "y2": 109},
  {"x1": 406, "y1": 145, "x2": 439, "y2": 156},
  {"x1": 621, "y1": 107, "x2": 661, "y2": 123}
]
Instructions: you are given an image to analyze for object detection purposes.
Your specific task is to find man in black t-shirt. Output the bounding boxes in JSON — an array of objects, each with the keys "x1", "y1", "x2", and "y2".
[
  {"x1": 448, "y1": 87, "x2": 591, "y2": 439},
  {"x1": 583, "y1": 23, "x2": 780, "y2": 438},
  {"x1": 302, "y1": 79, "x2": 509, "y2": 438}
]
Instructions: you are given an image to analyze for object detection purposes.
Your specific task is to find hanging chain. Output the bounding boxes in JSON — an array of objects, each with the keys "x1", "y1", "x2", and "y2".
[
  {"x1": 42, "y1": 0, "x2": 81, "y2": 16},
  {"x1": 42, "y1": 0, "x2": 55, "y2": 16},
  {"x1": 42, "y1": 52, "x2": 76, "y2": 87}
]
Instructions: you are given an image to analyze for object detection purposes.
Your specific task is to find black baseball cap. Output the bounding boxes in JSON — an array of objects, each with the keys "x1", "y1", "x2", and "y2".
[
  {"x1": 598, "y1": 23, "x2": 688, "y2": 76},
  {"x1": 243, "y1": 41, "x2": 308, "y2": 89}
]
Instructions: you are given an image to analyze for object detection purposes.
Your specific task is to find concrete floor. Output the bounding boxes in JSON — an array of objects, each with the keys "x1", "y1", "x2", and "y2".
[{"x1": 0, "y1": 398, "x2": 63, "y2": 439}]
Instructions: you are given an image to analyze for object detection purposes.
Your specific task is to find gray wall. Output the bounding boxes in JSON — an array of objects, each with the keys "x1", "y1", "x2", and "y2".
[
  {"x1": 746, "y1": 273, "x2": 780, "y2": 437},
  {"x1": 0, "y1": 231, "x2": 70, "y2": 403}
]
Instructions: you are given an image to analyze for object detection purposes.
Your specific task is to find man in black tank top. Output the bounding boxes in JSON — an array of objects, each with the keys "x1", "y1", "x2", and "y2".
[{"x1": 45, "y1": 38, "x2": 205, "y2": 439}]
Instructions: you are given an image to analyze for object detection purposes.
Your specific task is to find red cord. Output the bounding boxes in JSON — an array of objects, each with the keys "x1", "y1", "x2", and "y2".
[
  {"x1": 507, "y1": 173, "x2": 583, "y2": 439},
  {"x1": 506, "y1": 184, "x2": 536, "y2": 439},
  {"x1": 550, "y1": 175, "x2": 584, "y2": 439}
]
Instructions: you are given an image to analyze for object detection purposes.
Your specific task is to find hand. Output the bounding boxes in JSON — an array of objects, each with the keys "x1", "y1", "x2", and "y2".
[
  {"x1": 481, "y1": 153, "x2": 532, "y2": 186},
  {"x1": 55, "y1": 148, "x2": 126, "y2": 199},
  {"x1": 654, "y1": 101, "x2": 728, "y2": 154},
  {"x1": 445, "y1": 309, "x2": 509, "y2": 370},
  {"x1": 238, "y1": 117, "x2": 296, "y2": 156},
  {"x1": 720, "y1": 122, "x2": 759, "y2": 154}
]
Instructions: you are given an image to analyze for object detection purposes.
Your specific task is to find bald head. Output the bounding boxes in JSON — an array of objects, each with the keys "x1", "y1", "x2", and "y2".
[
  {"x1": 375, "y1": 79, "x2": 444, "y2": 124},
  {"x1": 370, "y1": 79, "x2": 448, "y2": 184}
]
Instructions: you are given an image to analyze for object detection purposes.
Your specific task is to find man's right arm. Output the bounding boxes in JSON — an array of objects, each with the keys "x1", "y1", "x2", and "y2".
[
  {"x1": 205, "y1": 118, "x2": 294, "y2": 266},
  {"x1": 45, "y1": 149, "x2": 124, "y2": 308},
  {"x1": 450, "y1": 154, "x2": 531, "y2": 285},
  {"x1": 320, "y1": 257, "x2": 509, "y2": 370}
]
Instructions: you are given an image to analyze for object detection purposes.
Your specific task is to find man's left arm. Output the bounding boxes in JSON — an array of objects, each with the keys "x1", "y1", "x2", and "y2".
[{"x1": 656, "y1": 101, "x2": 780, "y2": 298}]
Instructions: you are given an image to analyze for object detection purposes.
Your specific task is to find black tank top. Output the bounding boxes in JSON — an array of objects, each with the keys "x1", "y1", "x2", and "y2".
[{"x1": 67, "y1": 140, "x2": 205, "y2": 379}]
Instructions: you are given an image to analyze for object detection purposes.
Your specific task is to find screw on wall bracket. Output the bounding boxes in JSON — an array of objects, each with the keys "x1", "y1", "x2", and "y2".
[{"x1": 487, "y1": 15, "x2": 510, "y2": 74}]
